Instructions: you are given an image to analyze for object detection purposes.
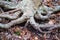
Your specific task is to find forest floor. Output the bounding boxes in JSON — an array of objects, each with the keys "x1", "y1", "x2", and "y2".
[
  {"x1": 0, "y1": 23, "x2": 60, "y2": 40},
  {"x1": 0, "y1": 0, "x2": 60, "y2": 40}
]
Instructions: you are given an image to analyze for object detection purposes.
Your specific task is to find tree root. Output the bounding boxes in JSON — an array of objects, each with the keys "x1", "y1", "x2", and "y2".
[
  {"x1": 0, "y1": 7, "x2": 35, "y2": 28},
  {"x1": 0, "y1": 0, "x2": 60, "y2": 34},
  {"x1": 0, "y1": 1, "x2": 17, "y2": 9},
  {"x1": 29, "y1": 17, "x2": 51, "y2": 33},
  {"x1": 30, "y1": 13, "x2": 60, "y2": 33},
  {"x1": 0, "y1": 9, "x2": 22, "y2": 19}
]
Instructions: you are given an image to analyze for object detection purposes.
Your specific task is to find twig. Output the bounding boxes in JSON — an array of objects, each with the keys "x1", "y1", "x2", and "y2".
[
  {"x1": 24, "y1": 20, "x2": 30, "y2": 29},
  {"x1": 0, "y1": 7, "x2": 4, "y2": 13}
]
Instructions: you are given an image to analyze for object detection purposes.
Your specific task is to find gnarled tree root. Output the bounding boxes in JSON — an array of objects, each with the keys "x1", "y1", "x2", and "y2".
[
  {"x1": 0, "y1": 0, "x2": 60, "y2": 34},
  {"x1": 30, "y1": 16, "x2": 60, "y2": 33}
]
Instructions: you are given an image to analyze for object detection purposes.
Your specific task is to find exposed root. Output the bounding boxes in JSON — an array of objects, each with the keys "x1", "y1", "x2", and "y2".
[
  {"x1": 0, "y1": 0, "x2": 60, "y2": 34},
  {"x1": 29, "y1": 16, "x2": 51, "y2": 33},
  {"x1": 0, "y1": 17, "x2": 26, "y2": 28},
  {"x1": 0, "y1": 10, "x2": 22, "y2": 19},
  {"x1": 36, "y1": 4, "x2": 60, "y2": 19},
  {"x1": 0, "y1": 8, "x2": 35, "y2": 28},
  {"x1": 0, "y1": 1, "x2": 17, "y2": 9},
  {"x1": 30, "y1": 12, "x2": 60, "y2": 33}
]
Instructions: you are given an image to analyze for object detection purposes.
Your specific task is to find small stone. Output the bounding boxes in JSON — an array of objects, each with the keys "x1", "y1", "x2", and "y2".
[{"x1": 34, "y1": 36, "x2": 38, "y2": 40}]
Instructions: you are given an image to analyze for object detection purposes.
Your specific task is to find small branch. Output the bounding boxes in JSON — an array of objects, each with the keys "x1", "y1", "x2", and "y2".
[{"x1": 0, "y1": 7, "x2": 4, "y2": 13}]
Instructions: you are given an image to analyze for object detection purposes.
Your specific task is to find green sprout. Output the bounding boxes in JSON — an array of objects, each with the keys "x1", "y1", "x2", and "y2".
[{"x1": 14, "y1": 31, "x2": 21, "y2": 36}]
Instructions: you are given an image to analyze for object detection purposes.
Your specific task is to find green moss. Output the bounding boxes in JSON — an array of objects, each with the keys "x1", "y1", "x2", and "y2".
[{"x1": 14, "y1": 31, "x2": 20, "y2": 36}]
